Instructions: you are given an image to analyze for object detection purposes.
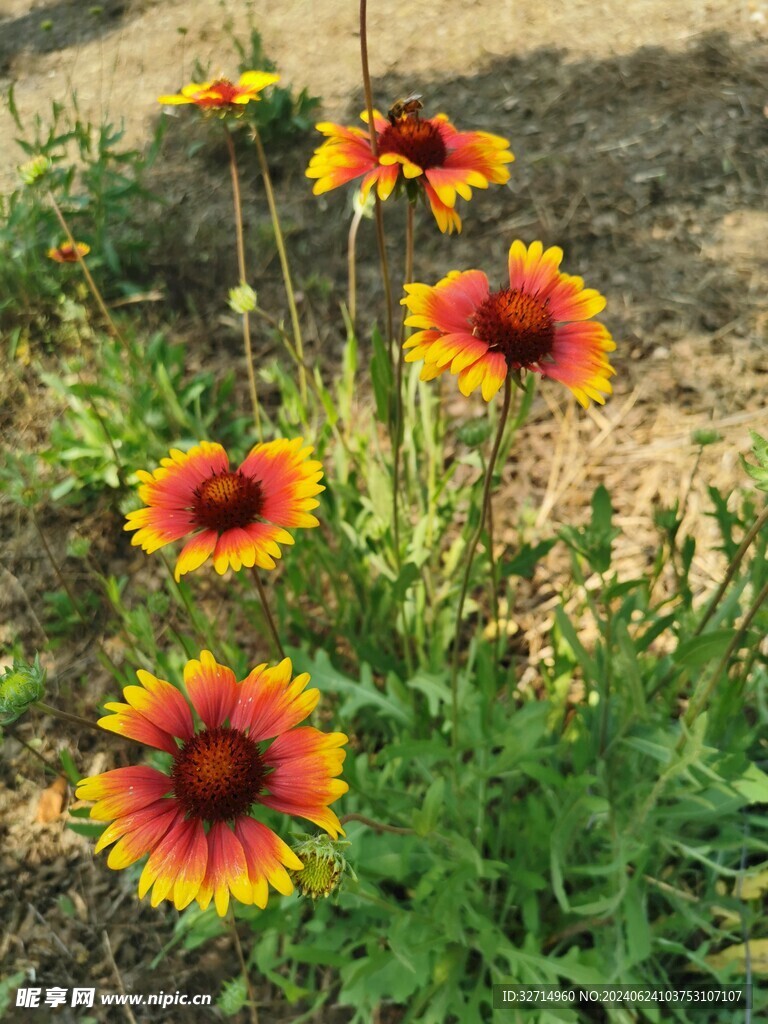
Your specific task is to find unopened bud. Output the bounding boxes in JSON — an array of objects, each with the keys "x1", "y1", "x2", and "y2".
[
  {"x1": 0, "y1": 655, "x2": 46, "y2": 723},
  {"x1": 19, "y1": 155, "x2": 52, "y2": 185},
  {"x1": 289, "y1": 834, "x2": 353, "y2": 899},
  {"x1": 228, "y1": 282, "x2": 257, "y2": 314}
]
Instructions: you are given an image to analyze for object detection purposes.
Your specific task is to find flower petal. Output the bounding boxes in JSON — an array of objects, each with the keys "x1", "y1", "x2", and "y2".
[
  {"x1": 231, "y1": 659, "x2": 319, "y2": 741},
  {"x1": 184, "y1": 651, "x2": 238, "y2": 729}
]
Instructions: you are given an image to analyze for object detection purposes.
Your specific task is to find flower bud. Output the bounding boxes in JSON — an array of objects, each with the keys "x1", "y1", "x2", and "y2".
[
  {"x1": 0, "y1": 655, "x2": 46, "y2": 724},
  {"x1": 19, "y1": 155, "x2": 52, "y2": 185},
  {"x1": 289, "y1": 834, "x2": 353, "y2": 899},
  {"x1": 228, "y1": 282, "x2": 257, "y2": 314}
]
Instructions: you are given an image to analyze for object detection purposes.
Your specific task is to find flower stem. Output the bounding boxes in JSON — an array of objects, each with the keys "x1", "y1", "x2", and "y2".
[
  {"x1": 250, "y1": 125, "x2": 308, "y2": 406},
  {"x1": 48, "y1": 192, "x2": 131, "y2": 353},
  {"x1": 347, "y1": 203, "x2": 364, "y2": 331},
  {"x1": 228, "y1": 913, "x2": 259, "y2": 1024},
  {"x1": 250, "y1": 567, "x2": 285, "y2": 660},
  {"x1": 33, "y1": 701, "x2": 105, "y2": 734},
  {"x1": 224, "y1": 127, "x2": 262, "y2": 441},
  {"x1": 693, "y1": 503, "x2": 768, "y2": 638},
  {"x1": 449, "y1": 374, "x2": 513, "y2": 750},
  {"x1": 359, "y1": 0, "x2": 394, "y2": 354},
  {"x1": 684, "y1": 576, "x2": 768, "y2": 730},
  {"x1": 392, "y1": 203, "x2": 415, "y2": 569},
  {"x1": 340, "y1": 812, "x2": 414, "y2": 835}
]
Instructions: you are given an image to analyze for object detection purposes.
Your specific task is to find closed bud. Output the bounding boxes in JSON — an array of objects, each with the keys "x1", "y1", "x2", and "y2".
[
  {"x1": 289, "y1": 834, "x2": 353, "y2": 899},
  {"x1": 19, "y1": 155, "x2": 52, "y2": 185},
  {"x1": 228, "y1": 282, "x2": 257, "y2": 314},
  {"x1": 0, "y1": 654, "x2": 46, "y2": 724}
]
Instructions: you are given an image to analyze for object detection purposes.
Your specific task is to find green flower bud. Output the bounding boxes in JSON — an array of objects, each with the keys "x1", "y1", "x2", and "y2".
[
  {"x1": 0, "y1": 655, "x2": 46, "y2": 724},
  {"x1": 457, "y1": 416, "x2": 492, "y2": 447},
  {"x1": 18, "y1": 155, "x2": 52, "y2": 186},
  {"x1": 228, "y1": 282, "x2": 257, "y2": 314},
  {"x1": 289, "y1": 834, "x2": 354, "y2": 899}
]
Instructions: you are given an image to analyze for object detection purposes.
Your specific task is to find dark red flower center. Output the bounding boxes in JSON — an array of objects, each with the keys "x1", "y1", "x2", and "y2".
[
  {"x1": 171, "y1": 726, "x2": 267, "y2": 822},
  {"x1": 378, "y1": 117, "x2": 447, "y2": 170},
  {"x1": 471, "y1": 288, "x2": 555, "y2": 368},
  {"x1": 198, "y1": 79, "x2": 238, "y2": 108},
  {"x1": 191, "y1": 470, "x2": 264, "y2": 532}
]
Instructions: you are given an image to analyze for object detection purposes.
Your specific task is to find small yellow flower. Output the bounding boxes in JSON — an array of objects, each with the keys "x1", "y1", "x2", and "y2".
[
  {"x1": 47, "y1": 241, "x2": 90, "y2": 263},
  {"x1": 158, "y1": 71, "x2": 279, "y2": 113}
]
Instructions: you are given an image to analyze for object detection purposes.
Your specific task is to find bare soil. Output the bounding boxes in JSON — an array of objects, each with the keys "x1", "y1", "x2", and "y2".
[{"x1": 2, "y1": 1, "x2": 768, "y2": 1021}]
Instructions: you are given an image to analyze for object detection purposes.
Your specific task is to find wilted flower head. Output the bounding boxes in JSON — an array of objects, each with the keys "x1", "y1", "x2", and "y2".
[
  {"x1": 402, "y1": 239, "x2": 616, "y2": 406},
  {"x1": 76, "y1": 651, "x2": 348, "y2": 916},
  {"x1": 306, "y1": 101, "x2": 513, "y2": 234},
  {"x1": 158, "y1": 71, "x2": 279, "y2": 114}
]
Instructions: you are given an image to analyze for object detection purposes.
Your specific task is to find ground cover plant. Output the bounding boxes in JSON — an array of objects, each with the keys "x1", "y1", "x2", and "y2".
[{"x1": 1, "y1": 3, "x2": 768, "y2": 1023}]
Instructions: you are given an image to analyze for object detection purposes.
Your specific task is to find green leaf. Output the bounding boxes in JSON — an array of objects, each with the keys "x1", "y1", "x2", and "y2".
[
  {"x1": 673, "y1": 629, "x2": 737, "y2": 667},
  {"x1": 412, "y1": 777, "x2": 445, "y2": 835},
  {"x1": 741, "y1": 430, "x2": 768, "y2": 492},
  {"x1": 731, "y1": 763, "x2": 768, "y2": 805},
  {"x1": 554, "y1": 605, "x2": 599, "y2": 681},
  {"x1": 500, "y1": 537, "x2": 557, "y2": 578}
]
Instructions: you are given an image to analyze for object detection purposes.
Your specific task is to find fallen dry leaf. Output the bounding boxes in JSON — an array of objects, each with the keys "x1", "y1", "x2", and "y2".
[{"x1": 35, "y1": 776, "x2": 68, "y2": 823}]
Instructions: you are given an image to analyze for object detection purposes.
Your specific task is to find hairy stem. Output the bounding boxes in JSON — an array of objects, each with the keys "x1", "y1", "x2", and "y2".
[
  {"x1": 224, "y1": 128, "x2": 262, "y2": 440},
  {"x1": 449, "y1": 375, "x2": 513, "y2": 749}
]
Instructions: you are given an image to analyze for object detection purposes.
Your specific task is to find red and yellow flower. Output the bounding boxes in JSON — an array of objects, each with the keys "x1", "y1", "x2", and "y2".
[
  {"x1": 402, "y1": 240, "x2": 616, "y2": 406},
  {"x1": 306, "y1": 106, "x2": 513, "y2": 233},
  {"x1": 124, "y1": 439, "x2": 323, "y2": 580},
  {"x1": 47, "y1": 240, "x2": 90, "y2": 263},
  {"x1": 76, "y1": 651, "x2": 348, "y2": 916},
  {"x1": 158, "y1": 71, "x2": 279, "y2": 112}
]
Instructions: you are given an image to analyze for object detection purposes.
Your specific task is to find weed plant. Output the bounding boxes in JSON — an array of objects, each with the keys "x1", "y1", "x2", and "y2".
[{"x1": 1, "y1": 11, "x2": 767, "y2": 1024}]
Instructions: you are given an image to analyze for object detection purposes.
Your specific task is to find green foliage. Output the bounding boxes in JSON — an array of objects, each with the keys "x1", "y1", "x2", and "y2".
[
  {"x1": 231, "y1": 29, "x2": 321, "y2": 148},
  {"x1": 5, "y1": 27, "x2": 767, "y2": 1024},
  {"x1": 189, "y1": 27, "x2": 321, "y2": 151},
  {"x1": 0, "y1": 87, "x2": 163, "y2": 343}
]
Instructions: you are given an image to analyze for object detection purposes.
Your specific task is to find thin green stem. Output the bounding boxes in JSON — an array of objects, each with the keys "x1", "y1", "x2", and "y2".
[
  {"x1": 449, "y1": 374, "x2": 513, "y2": 750},
  {"x1": 340, "y1": 812, "x2": 414, "y2": 835},
  {"x1": 250, "y1": 125, "x2": 308, "y2": 405},
  {"x1": 694, "y1": 503, "x2": 768, "y2": 637},
  {"x1": 684, "y1": 576, "x2": 768, "y2": 730},
  {"x1": 252, "y1": 303, "x2": 352, "y2": 456},
  {"x1": 250, "y1": 566, "x2": 285, "y2": 660},
  {"x1": 48, "y1": 192, "x2": 131, "y2": 355},
  {"x1": 359, "y1": 0, "x2": 394, "y2": 353},
  {"x1": 347, "y1": 203, "x2": 364, "y2": 331},
  {"x1": 159, "y1": 553, "x2": 216, "y2": 652},
  {"x1": 392, "y1": 203, "x2": 414, "y2": 569},
  {"x1": 483, "y1": 448, "x2": 501, "y2": 671},
  {"x1": 224, "y1": 128, "x2": 262, "y2": 441},
  {"x1": 228, "y1": 913, "x2": 259, "y2": 1024},
  {"x1": 33, "y1": 701, "x2": 105, "y2": 735}
]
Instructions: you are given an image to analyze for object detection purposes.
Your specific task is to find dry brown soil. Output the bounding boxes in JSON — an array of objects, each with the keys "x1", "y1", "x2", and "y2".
[{"x1": 2, "y1": 1, "x2": 768, "y2": 1022}]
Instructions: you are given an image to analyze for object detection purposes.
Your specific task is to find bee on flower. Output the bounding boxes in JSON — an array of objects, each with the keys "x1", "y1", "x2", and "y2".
[{"x1": 306, "y1": 98, "x2": 514, "y2": 233}]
